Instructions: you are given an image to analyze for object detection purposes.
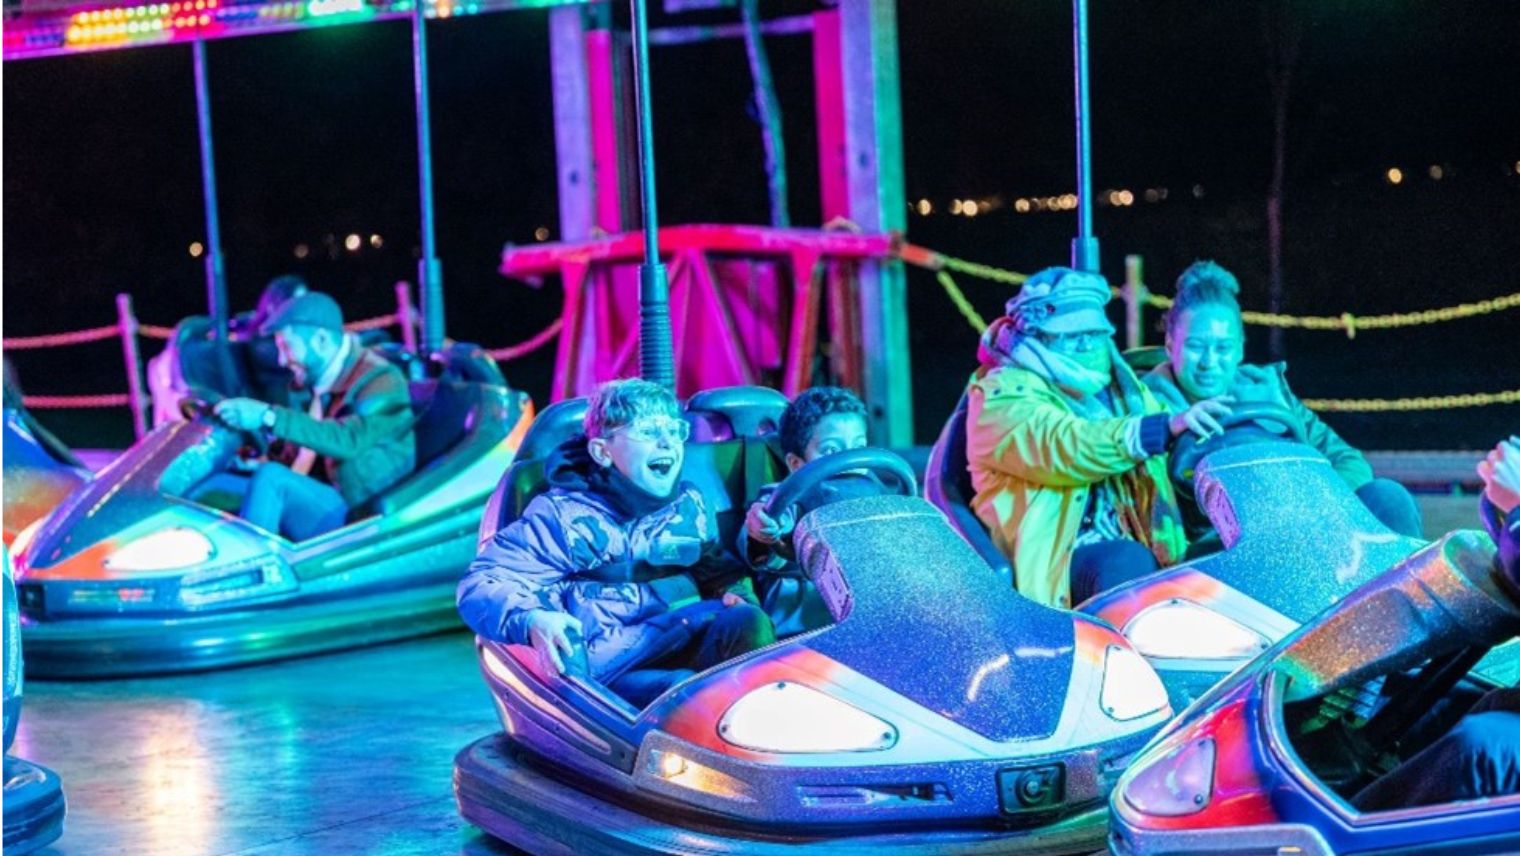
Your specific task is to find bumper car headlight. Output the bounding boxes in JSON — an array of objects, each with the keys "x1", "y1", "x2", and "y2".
[
  {"x1": 104, "y1": 528, "x2": 214, "y2": 572},
  {"x1": 1101, "y1": 645, "x2": 1169, "y2": 721},
  {"x1": 1122, "y1": 736, "x2": 1216, "y2": 816},
  {"x1": 1124, "y1": 599, "x2": 1267, "y2": 660},
  {"x1": 719, "y1": 681, "x2": 897, "y2": 753}
]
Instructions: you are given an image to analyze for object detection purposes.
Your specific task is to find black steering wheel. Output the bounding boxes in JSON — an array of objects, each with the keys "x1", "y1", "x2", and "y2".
[
  {"x1": 183, "y1": 391, "x2": 270, "y2": 457},
  {"x1": 763, "y1": 447, "x2": 918, "y2": 521},
  {"x1": 1170, "y1": 400, "x2": 1309, "y2": 500}
]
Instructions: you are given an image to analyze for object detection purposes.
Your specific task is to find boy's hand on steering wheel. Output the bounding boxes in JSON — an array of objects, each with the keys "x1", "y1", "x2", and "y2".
[
  {"x1": 1478, "y1": 438, "x2": 1520, "y2": 515},
  {"x1": 745, "y1": 502, "x2": 796, "y2": 545},
  {"x1": 1169, "y1": 395, "x2": 1235, "y2": 440},
  {"x1": 214, "y1": 398, "x2": 271, "y2": 433}
]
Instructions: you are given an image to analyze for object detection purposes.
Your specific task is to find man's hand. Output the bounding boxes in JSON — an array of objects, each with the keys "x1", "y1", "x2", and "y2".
[
  {"x1": 214, "y1": 398, "x2": 271, "y2": 432},
  {"x1": 1169, "y1": 395, "x2": 1235, "y2": 440},
  {"x1": 745, "y1": 502, "x2": 796, "y2": 545},
  {"x1": 1478, "y1": 438, "x2": 1520, "y2": 515},
  {"x1": 721, "y1": 592, "x2": 746, "y2": 607},
  {"x1": 524, "y1": 609, "x2": 583, "y2": 674}
]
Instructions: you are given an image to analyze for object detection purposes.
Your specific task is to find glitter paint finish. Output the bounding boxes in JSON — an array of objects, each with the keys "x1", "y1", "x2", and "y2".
[
  {"x1": 2, "y1": 409, "x2": 90, "y2": 547},
  {"x1": 1111, "y1": 530, "x2": 1520, "y2": 855}
]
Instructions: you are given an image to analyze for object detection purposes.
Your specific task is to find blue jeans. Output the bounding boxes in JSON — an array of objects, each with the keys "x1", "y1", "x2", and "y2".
[
  {"x1": 609, "y1": 602, "x2": 775, "y2": 708},
  {"x1": 1070, "y1": 539, "x2": 1160, "y2": 604},
  {"x1": 240, "y1": 462, "x2": 347, "y2": 541},
  {"x1": 1356, "y1": 477, "x2": 1423, "y2": 538},
  {"x1": 1352, "y1": 692, "x2": 1520, "y2": 811}
]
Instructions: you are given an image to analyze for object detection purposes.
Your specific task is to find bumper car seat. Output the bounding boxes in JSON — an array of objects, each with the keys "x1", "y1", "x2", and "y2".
[{"x1": 925, "y1": 392, "x2": 1014, "y2": 585}]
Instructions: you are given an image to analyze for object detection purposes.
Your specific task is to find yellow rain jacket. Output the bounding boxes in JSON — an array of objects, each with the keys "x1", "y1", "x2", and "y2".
[{"x1": 965, "y1": 365, "x2": 1188, "y2": 608}]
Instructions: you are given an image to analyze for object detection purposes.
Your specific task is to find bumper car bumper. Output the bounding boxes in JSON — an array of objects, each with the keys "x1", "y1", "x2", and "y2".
[
  {"x1": 19, "y1": 581, "x2": 461, "y2": 678},
  {"x1": 1107, "y1": 818, "x2": 1333, "y2": 856},
  {"x1": 455, "y1": 734, "x2": 1117, "y2": 856},
  {"x1": 3, "y1": 755, "x2": 65, "y2": 855}
]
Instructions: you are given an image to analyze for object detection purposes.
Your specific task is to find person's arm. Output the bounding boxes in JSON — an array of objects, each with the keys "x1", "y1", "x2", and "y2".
[
  {"x1": 966, "y1": 373, "x2": 1172, "y2": 488},
  {"x1": 456, "y1": 497, "x2": 577, "y2": 645},
  {"x1": 737, "y1": 485, "x2": 796, "y2": 573},
  {"x1": 270, "y1": 366, "x2": 412, "y2": 461},
  {"x1": 1271, "y1": 366, "x2": 1374, "y2": 489}
]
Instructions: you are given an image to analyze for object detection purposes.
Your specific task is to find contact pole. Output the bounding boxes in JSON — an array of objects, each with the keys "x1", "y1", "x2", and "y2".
[
  {"x1": 1070, "y1": 0, "x2": 1099, "y2": 273},
  {"x1": 413, "y1": 0, "x2": 445, "y2": 353},
  {"x1": 192, "y1": 40, "x2": 239, "y2": 391},
  {"x1": 629, "y1": 0, "x2": 675, "y2": 389}
]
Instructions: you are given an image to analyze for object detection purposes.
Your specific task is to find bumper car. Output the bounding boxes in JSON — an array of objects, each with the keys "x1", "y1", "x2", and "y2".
[
  {"x1": 3, "y1": 393, "x2": 89, "y2": 548},
  {"x1": 1109, "y1": 527, "x2": 1520, "y2": 855},
  {"x1": 4, "y1": 548, "x2": 66, "y2": 854},
  {"x1": 927, "y1": 397, "x2": 1425, "y2": 710},
  {"x1": 11, "y1": 346, "x2": 533, "y2": 677},
  {"x1": 454, "y1": 387, "x2": 1172, "y2": 855}
]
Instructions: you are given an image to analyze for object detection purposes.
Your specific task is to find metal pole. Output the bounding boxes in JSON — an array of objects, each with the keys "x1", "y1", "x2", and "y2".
[
  {"x1": 394, "y1": 280, "x2": 418, "y2": 354},
  {"x1": 629, "y1": 0, "x2": 674, "y2": 390},
  {"x1": 115, "y1": 293, "x2": 149, "y2": 440},
  {"x1": 1123, "y1": 254, "x2": 1146, "y2": 350},
  {"x1": 413, "y1": 0, "x2": 445, "y2": 353},
  {"x1": 192, "y1": 40, "x2": 239, "y2": 392},
  {"x1": 1070, "y1": 0, "x2": 1099, "y2": 273}
]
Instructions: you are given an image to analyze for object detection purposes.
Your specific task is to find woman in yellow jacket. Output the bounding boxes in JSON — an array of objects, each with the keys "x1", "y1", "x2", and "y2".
[{"x1": 965, "y1": 267, "x2": 1232, "y2": 608}]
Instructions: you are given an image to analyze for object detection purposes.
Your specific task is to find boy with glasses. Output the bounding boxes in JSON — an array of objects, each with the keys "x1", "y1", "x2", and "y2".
[{"x1": 458, "y1": 379, "x2": 774, "y2": 707}]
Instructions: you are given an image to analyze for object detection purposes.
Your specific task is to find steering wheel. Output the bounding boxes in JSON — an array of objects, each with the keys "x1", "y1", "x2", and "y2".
[
  {"x1": 181, "y1": 392, "x2": 270, "y2": 457},
  {"x1": 1170, "y1": 400, "x2": 1309, "y2": 501},
  {"x1": 763, "y1": 447, "x2": 918, "y2": 521}
]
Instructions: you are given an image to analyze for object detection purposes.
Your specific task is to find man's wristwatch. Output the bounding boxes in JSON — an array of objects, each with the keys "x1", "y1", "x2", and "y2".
[{"x1": 260, "y1": 406, "x2": 277, "y2": 430}]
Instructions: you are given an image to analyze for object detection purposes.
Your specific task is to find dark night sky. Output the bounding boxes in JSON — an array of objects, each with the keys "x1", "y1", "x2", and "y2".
[{"x1": 4, "y1": 0, "x2": 1519, "y2": 448}]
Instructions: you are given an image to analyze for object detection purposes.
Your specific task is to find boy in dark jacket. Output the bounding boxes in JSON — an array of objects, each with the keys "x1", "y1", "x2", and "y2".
[
  {"x1": 459, "y1": 379, "x2": 774, "y2": 707},
  {"x1": 740, "y1": 387, "x2": 871, "y2": 635}
]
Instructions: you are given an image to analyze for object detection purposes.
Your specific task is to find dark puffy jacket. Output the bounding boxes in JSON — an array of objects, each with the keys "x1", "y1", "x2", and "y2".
[{"x1": 458, "y1": 439, "x2": 744, "y2": 680}]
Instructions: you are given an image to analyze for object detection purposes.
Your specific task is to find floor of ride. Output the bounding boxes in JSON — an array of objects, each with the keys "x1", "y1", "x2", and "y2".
[{"x1": 13, "y1": 633, "x2": 524, "y2": 856}]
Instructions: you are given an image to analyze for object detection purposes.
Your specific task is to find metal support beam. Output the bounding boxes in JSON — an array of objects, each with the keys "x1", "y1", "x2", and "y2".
[
  {"x1": 629, "y1": 0, "x2": 674, "y2": 388},
  {"x1": 549, "y1": 6, "x2": 596, "y2": 242},
  {"x1": 412, "y1": 0, "x2": 445, "y2": 352},
  {"x1": 1070, "y1": 0, "x2": 1099, "y2": 273},
  {"x1": 819, "y1": 0, "x2": 913, "y2": 446}
]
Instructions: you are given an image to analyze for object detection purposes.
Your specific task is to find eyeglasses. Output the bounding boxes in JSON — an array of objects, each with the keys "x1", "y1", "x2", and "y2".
[
  {"x1": 1034, "y1": 329, "x2": 1111, "y2": 350},
  {"x1": 613, "y1": 417, "x2": 691, "y2": 443}
]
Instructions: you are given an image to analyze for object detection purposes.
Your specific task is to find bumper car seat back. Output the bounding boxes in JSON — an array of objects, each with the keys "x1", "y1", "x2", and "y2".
[{"x1": 925, "y1": 392, "x2": 1014, "y2": 585}]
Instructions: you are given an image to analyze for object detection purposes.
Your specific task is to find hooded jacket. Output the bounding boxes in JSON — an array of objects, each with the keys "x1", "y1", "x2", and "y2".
[
  {"x1": 965, "y1": 363, "x2": 1186, "y2": 608},
  {"x1": 458, "y1": 438, "x2": 747, "y2": 681}
]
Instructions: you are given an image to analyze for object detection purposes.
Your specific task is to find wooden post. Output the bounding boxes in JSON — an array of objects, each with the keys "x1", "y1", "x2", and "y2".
[
  {"x1": 115, "y1": 293, "x2": 149, "y2": 441},
  {"x1": 394, "y1": 281, "x2": 418, "y2": 354},
  {"x1": 1123, "y1": 254, "x2": 1146, "y2": 350}
]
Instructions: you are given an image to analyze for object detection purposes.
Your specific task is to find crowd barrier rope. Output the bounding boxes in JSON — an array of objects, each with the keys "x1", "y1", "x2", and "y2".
[{"x1": 897, "y1": 244, "x2": 1520, "y2": 414}]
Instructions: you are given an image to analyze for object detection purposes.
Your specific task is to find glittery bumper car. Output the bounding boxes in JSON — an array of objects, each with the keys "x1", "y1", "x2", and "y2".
[
  {"x1": 4, "y1": 548, "x2": 66, "y2": 855},
  {"x1": 454, "y1": 388, "x2": 1173, "y2": 855},
  {"x1": 10, "y1": 347, "x2": 533, "y2": 677},
  {"x1": 926, "y1": 396, "x2": 1425, "y2": 711},
  {"x1": 3, "y1": 367, "x2": 90, "y2": 548},
  {"x1": 1109, "y1": 527, "x2": 1520, "y2": 855}
]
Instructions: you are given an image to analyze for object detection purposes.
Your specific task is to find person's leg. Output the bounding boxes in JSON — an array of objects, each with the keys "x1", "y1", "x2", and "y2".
[
  {"x1": 1352, "y1": 711, "x2": 1520, "y2": 811},
  {"x1": 690, "y1": 603, "x2": 775, "y2": 671},
  {"x1": 608, "y1": 669, "x2": 697, "y2": 708},
  {"x1": 1069, "y1": 539, "x2": 1160, "y2": 604},
  {"x1": 1356, "y1": 477, "x2": 1423, "y2": 538},
  {"x1": 240, "y1": 462, "x2": 348, "y2": 541}
]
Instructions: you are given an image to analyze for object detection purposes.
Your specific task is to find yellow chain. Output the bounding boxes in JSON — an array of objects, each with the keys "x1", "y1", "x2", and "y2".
[
  {"x1": 1301, "y1": 390, "x2": 1520, "y2": 413},
  {"x1": 935, "y1": 271, "x2": 990, "y2": 332}
]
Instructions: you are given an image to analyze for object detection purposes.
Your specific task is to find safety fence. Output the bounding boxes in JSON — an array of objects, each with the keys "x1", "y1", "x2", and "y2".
[
  {"x1": 897, "y1": 243, "x2": 1520, "y2": 414},
  {"x1": 2, "y1": 281, "x2": 562, "y2": 440}
]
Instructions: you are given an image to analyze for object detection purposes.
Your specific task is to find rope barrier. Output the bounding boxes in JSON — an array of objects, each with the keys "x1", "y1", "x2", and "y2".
[
  {"x1": 487, "y1": 318, "x2": 563, "y2": 362},
  {"x1": 23, "y1": 393, "x2": 133, "y2": 409},
  {"x1": 139, "y1": 324, "x2": 175, "y2": 340},
  {"x1": 1302, "y1": 389, "x2": 1520, "y2": 413},
  {"x1": 345, "y1": 313, "x2": 400, "y2": 333},
  {"x1": 3, "y1": 325, "x2": 121, "y2": 349},
  {"x1": 934, "y1": 271, "x2": 990, "y2": 333}
]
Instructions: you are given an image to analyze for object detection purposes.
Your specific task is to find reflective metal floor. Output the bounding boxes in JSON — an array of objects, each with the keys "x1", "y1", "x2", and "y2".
[{"x1": 14, "y1": 632, "x2": 522, "y2": 856}]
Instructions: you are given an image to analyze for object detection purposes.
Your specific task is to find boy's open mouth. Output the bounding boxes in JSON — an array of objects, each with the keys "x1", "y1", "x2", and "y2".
[{"x1": 647, "y1": 456, "x2": 676, "y2": 477}]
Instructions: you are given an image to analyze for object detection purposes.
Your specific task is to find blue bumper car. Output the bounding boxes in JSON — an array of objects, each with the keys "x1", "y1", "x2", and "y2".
[
  {"x1": 1109, "y1": 526, "x2": 1520, "y2": 855},
  {"x1": 454, "y1": 389, "x2": 1173, "y2": 855},
  {"x1": 11, "y1": 348, "x2": 533, "y2": 677},
  {"x1": 927, "y1": 396, "x2": 1425, "y2": 711},
  {"x1": 3, "y1": 373, "x2": 90, "y2": 548},
  {"x1": 4, "y1": 549, "x2": 66, "y2": 854}
]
